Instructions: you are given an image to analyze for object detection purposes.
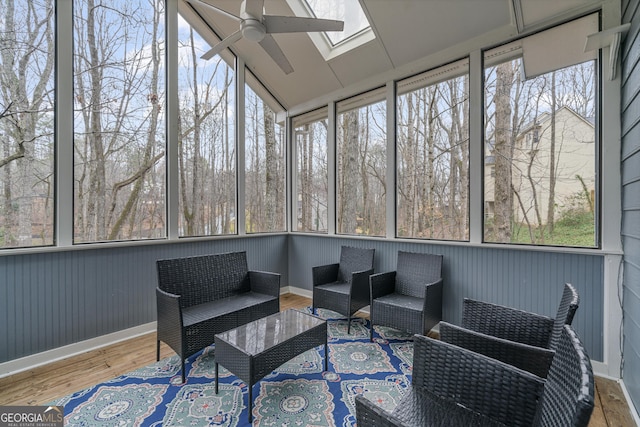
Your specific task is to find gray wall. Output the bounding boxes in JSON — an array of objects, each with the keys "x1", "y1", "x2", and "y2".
[
  {"x1": 1, "y1": 232, "x2": 606, "y2": 365},
  {"x1": 622, "y1": 0, "x2": 640, "y2": 414},
  {"x1": 289, "y1": 234, "x2": 604, "y2": 361},
  {"x1": 0, "y1": 235, "x2": 288, "y2": 363}
]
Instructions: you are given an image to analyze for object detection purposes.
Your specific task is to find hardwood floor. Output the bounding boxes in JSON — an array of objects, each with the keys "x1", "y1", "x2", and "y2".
[{"x1": 0, "y1": 293, "x2": 635, "y2": 426}]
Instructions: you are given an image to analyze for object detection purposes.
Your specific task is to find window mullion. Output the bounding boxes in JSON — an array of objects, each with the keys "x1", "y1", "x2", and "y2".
[
  {"x1": 166, "y1": 0, "x2": 179, "y2": 240},
  {"x1": 386, "y1": 81, "x2": 396, "y2": 239},
  {"x1": 237, "y1": 58, "x2": 246, "y2": 236},
  {"x1": 327, "y1": 102, "x2": 336, "y2": 235},
  {"x1": 56, "y1": 0, "x2": 74, "y2": 247},
  {"x1": 469, "y1": 49, "x2": 483, "y2": 244}
]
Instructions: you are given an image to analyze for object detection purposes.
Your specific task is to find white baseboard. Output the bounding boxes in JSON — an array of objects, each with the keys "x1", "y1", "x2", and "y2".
[
  {"x1": 0, "y1": 322, "x2": 156, "y2": 379},
  {"x1": 281, "y1": 285, "x2": 312, "y2": 299},
  {"x1": 620, "y1": 379, "x2": 640, "y2": 426},
  {"x1": 0, "y1": 288, "x2": 311, "y2": 379}
]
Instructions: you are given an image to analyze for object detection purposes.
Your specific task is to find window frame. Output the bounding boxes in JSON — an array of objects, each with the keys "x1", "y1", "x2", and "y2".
[
  {"x1": 395, "y1": 58, "x2": 471, "y2": 242},
  {"x1": 2, "y1": 3, "x2": 619, "y2": 257},
  {"x1": 480, "y1": 15, "x2": 601, "y2": 249},
  {"x1": 292, "y1": 107, "x2": 330, "y2": 233}
]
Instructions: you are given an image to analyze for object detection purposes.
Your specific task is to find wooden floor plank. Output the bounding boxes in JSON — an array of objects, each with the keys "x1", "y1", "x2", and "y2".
[
  {"x1": 0, "y1": 293, "x2": 634, "y2": 427},
  {"x1": 595, "y1": 376, "x2": 637, "y2": 426}
]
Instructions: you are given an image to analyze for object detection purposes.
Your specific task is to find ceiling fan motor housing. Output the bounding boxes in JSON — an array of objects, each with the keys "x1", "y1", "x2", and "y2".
[{"x1": 242, "y1": 19, "x2": 266, "y2": 42}]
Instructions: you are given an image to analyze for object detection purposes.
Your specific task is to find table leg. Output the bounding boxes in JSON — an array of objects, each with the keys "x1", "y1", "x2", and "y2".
[
  {"x1": 324, "y1": 333, "x2": 328, "y2": 371},
  {"x1": 215, "y1": 362, "x2": 218, "y2": 394},
  {"x1": 248, "y1": 383, "x2": 253, "y2": 422}
]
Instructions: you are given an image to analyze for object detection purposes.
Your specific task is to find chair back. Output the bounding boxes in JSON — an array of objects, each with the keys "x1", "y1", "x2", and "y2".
[
  {"x1": 337, "y1": 246, "x2": 375, "y2": 283},
  {"x1": 395, "y1": 251, "x2": 442, "y2": 298},
  {"x1": 157, "y1": 251, "x2": 250, "y2": 307},
  {"x1": 549, "y1": 283, "x2": 580, "y2": 349},
  {"x1": 535, "y1": 325, "x2": 594, "y2": 427},
  {"x1": 414, "y1": 334, "x2": 544, "y2": 426}
]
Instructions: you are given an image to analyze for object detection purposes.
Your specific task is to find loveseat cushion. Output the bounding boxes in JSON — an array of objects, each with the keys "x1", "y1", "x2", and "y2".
[{"x1": 182, "y1": 291, "x2": 277, "y2": 327}]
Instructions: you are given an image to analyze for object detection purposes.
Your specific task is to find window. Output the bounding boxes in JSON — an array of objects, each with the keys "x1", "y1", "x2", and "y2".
[
  {"x1": 336, "y1": 89, "x2": 386, "y2": 236},
  {"x1": 177, "y1": 16, "x2": 236, "y2": 237},
  {"x1": 0, "y1": 0, "x2": 55, "y2": 248},
  {"x1": 245, "y1": 84, "x2": 286, "y2": 233},
  {"x1": 483, "y1": 15, "x2": 598, "y2": 247},
  {"x1": 73, "y1": 0, "x2": 166, "y2": 243},
  {"x1": 293, "y1": 108, "x2": 328, "y2": 232},
  {"x1": 396, "y1": 59, "x2": 470, "y2": 240}
]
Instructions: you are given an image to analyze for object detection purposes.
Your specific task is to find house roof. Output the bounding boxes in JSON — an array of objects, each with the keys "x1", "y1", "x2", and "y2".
[{"x1": 518, "y1": 106, "x2": 595, "y2": 137}]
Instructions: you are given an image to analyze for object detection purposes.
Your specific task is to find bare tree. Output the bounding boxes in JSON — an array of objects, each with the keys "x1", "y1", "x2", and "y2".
[
  {"x1": 487, "y1": 57, "x2": 596, "y2": 245},
  {"x1": 0, "y1": 0, "x2": 55, "y2": 247},
  {"x1": 177, "y1": 25, "x2": 234, "y2": 236},
  {"x1": 264, "y1": 104, "x2": 277, "y2": 231},
  {"x1": 338, "y1": 110, "x2": 359, "y2": 233},
  {"x1": 493, "y1": 62, "x2": 515, "y2": 242},
  {"x1": 73, "y1": 0, "x2": 166, "y2": 242}
]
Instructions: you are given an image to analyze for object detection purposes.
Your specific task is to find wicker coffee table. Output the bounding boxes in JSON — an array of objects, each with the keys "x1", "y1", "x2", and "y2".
[{"x1": 214, "y1": 309, "x2": 328, "y2": 422}]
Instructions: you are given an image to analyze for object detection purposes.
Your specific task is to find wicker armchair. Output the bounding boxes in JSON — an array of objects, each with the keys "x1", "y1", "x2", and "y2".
[
  {"x1": 440, "y1": 283, "x2": 579, "y2": 377},
  {"x1": 356, "y1": 324, "x2": 594, "y2": 426},
  {"x1": 368, "y1": 251, "x2": 443, "y2": 341},
  {"x1": 312, "y1": 246, "x2": 375, "y2": 333}
]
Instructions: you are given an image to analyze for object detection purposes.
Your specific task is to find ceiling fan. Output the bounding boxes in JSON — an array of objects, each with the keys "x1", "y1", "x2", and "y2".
[{"x1": 185, "y1": 0, "x2": 345, "y2": 74}]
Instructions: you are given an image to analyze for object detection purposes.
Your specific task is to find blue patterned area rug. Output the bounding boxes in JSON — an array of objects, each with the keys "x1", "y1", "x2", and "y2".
[{"x1": 51, "y1": 308, "x2": 415, "y2": 426}]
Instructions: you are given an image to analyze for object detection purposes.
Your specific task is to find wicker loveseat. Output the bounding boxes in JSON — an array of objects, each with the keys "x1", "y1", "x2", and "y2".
[
  {"x1": 356, "y1": 324, "x2": 594, "y2": 426},
  {"x1": 155, "y1": 251, "x2": 280, "y2": 382}
]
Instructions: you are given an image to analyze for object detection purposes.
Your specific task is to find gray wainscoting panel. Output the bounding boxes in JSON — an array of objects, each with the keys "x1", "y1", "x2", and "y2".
[
  {"x1": 622, "y1": 0, "x2": 640, "y2": 413},
  {"x1": 289, "y1": 234, "x2": 604, "y2": 361},
  {"x1": 0, "y1": 235, "x2": 287, "y2": 363}
]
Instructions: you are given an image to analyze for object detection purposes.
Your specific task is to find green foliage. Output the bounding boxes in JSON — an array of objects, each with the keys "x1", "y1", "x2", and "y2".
[{"x1": 511, "y1": 210, "x2": 595, "y2": 247}]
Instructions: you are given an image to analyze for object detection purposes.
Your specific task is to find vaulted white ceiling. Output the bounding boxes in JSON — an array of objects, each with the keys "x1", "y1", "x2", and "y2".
[{"x1": 181, "y1": 0, "x2": 606, "y2": 112}]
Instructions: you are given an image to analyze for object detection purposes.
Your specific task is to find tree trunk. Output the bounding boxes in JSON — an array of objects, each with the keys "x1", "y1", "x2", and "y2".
[
  {"x1": 264, "y1": 106, "x2": 277, "y2": 231},
  {"x1": 339, "y1": 110, "x2": 359, "y2": 233},
  {"x1": 0, "y1": 0, "x2": 55, "y2": 246},
  {"x1": 85, "y1": 0, "x2": 107, "y2": 240},
  {"x1": 493, "y1": 62, "x2": 515, "y2": 242},
  {"x1": 107, "y1": 0, "x2": 163, "y2": 240}
]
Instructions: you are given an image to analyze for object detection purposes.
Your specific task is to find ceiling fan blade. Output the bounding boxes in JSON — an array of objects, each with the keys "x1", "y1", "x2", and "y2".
[
  {"x1": 263, "y1": 16, "x2": 344, "y2": 34},
  {"x1": 259, "y1": 34, "x2": 294, "y2": 74},
  {"x1": 201, "y1": 29, "x2": 243, "y2": 60},
  {"x1": 185, "y1": 0, "x2": 242, "y2": 23},
  {"x1": 242, "y1": 0, "x2": 264, "y2": 19}
]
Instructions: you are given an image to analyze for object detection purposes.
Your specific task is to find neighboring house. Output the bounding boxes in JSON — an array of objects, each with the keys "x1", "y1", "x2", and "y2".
[{"x1": 485, "y1": 106, "x2": 595, "y2": 226}]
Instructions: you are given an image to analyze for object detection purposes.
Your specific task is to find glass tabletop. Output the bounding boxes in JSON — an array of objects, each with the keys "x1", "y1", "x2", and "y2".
[{"x1": 215, "y1": 309, "x2": 325, "y2": 355}]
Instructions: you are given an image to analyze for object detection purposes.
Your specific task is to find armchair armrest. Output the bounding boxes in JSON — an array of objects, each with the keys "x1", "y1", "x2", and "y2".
[
  {"x1": 462, "y1": 298, "x2": 555, "y2": 348},
  {"x1": 439, "y1": 321, "x2": 555, "y2": 378},
  {"x1": 351, "y1": 268, "x2": 375, "y2": 308},
  {"x1": 355, "y1": 395, "x2": 406, "y2": 427},
  {"x1": 422, "y1": 278, "x2": 443, "y2": 333},
  {"x1": 312, "y1": 263, "x2": 340, "y2": 286},
  {"x1": 156, "y1": 288, "x2": 183, "y2": 353},
  {"x1": 249, "y1": 270, "x2": 281, "y2": 298},
  {"x1": 370, "y1": 271, "x2": 397, "y2": 301},
  {"x1": 412, "y1": 334, "x2": 544, "y2": 426}
]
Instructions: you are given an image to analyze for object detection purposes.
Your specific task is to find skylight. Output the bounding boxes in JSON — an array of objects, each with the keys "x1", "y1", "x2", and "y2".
[
  {"x1": 285, "y1": 0, "x2": 375, "y2": 60},
  {"x1": 303, "y1": 0, "x2": 370, "y2": 46}
]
